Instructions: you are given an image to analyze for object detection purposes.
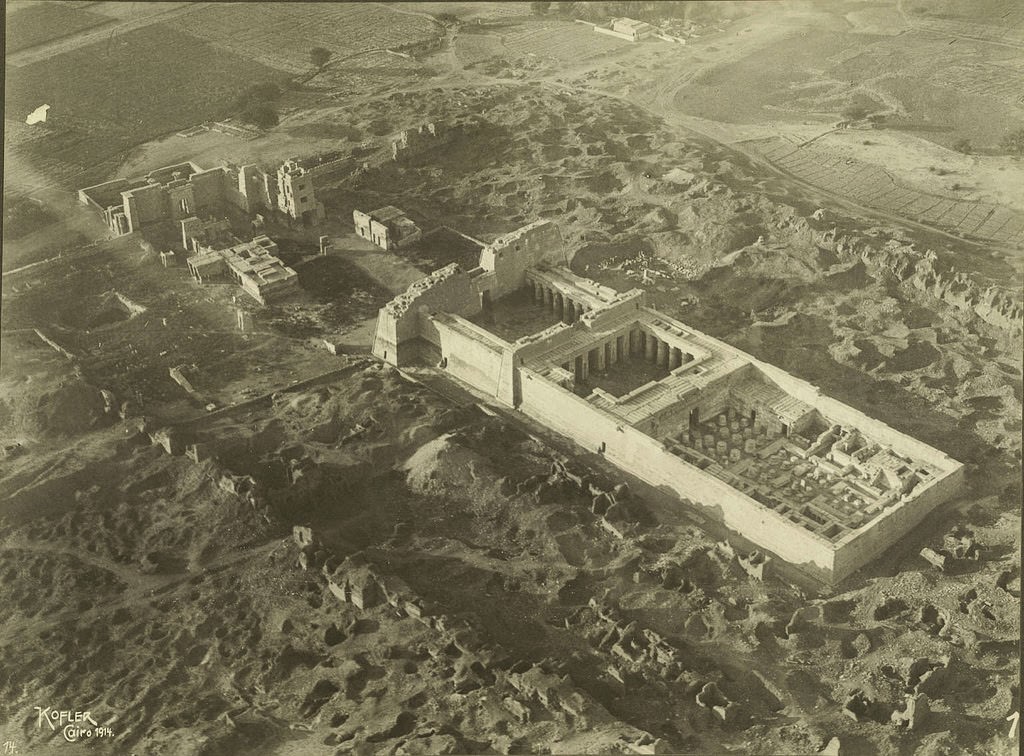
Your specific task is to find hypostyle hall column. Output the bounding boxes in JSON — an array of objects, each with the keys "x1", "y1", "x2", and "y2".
[
  {"x1": 533, "y1": 281, "x2": 543, "y2": 303},
  {"x1": 628, "y1": 329, "x2": 637, "y2": 356},
  {"x1": 671, "y1": 347, "x2": 682, "y2": 369},
  {"x1": 544, "y1": 287, "x2": 554, "y2": 310},
  {"x1": 656, "y1": 339, "x2": 668, "y2": 367},
  {"x1": 645, "y1": 333, "x2": 657, "y2": 362}
]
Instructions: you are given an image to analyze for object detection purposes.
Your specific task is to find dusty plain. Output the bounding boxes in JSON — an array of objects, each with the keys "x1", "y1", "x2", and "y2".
[{"x1": 1, "y1": 1, "x2": 1021, "y2": 754}]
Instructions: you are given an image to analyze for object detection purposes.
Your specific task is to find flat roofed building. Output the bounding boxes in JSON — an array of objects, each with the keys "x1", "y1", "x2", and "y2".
[
  {"x1": 595, "y1": 17, "x2": 657, "y2": 42},
  {"x1": 353, "y1": 206, "x2": 422, "y2": 250},
  {"x1": 186, "y1": 235, "x2": 298, "y2": 305}
]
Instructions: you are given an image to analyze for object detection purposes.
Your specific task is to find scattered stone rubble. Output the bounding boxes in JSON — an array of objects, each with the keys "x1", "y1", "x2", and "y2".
[
  {"x1": 828, "y1": 230, "x2": 1022, "y2": 333},
  {"x1": 289, "y1": 527, "x2": 670, "y2": 751},
  {"x1": 526, "y1": 460, "x2": 641, "y2": 539}
]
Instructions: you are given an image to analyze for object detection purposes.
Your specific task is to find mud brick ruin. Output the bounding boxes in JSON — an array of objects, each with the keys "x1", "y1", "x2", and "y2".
[{"x1": 372, "y1": 220, "x2": 964, "y2": 584}]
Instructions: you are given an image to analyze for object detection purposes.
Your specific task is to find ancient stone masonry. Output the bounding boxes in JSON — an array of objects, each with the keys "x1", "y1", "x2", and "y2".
[
  {"x1": 353, "y1": 206, "x2": 421, "y2": 250},
  {"x1": 391, "y1": 122, "x2": 447, "y2": 161},
  {"x1": 827, "y1": 230, "x2": 1023, "y2": 333},
  {"x1": 185, "y1": 235, "x2": 298, "y2": 305},
  {"x1": 78, "y1": 162, "x2": 272, "y2": 236},
  {"x1": 288, "y1": 530, "x2": 671, "y2": 753},
  {"x1": 276, "y1": 156, "x2": 336, "y2": 225},
  {"x1": 372, "y1": 219, "x2": 964, "y2": 584}
]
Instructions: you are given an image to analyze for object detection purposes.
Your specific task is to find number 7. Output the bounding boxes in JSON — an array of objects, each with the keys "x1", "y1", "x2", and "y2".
[{"x1": 1008, "y1": 711, "x2": 1020, "y2": 739}]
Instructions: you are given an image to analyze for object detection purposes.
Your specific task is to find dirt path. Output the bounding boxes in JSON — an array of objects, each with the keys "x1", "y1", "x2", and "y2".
[{"x1": 7, "y1": 2, "x2": 207, "y2": 68}]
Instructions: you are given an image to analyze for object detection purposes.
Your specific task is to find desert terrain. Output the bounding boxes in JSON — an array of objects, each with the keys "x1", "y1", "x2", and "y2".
[{"x1": 1, "y1": 1, "x2": 1020, "y2": 754}]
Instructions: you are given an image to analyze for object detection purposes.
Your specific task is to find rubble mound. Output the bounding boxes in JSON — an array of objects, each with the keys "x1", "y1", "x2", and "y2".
[
  {"x1": 402, "y1": 433, "x2": 496, "y2": 497},
  {"x1": 7, "y1": 377, "x2": 108, "y2": 439}
]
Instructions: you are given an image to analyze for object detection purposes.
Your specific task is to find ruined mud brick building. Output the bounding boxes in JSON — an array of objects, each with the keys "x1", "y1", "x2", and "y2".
[
  {"x1": 78, "y1": 162, "x2": 274, "y2": 236},
  {"x1": 185, "y1": 235, "x2": 298, "y2": 305},
  {"x1": 79, "y1": 154, "x2": 347, "y2": 235},
  {"x1": 353, "y1": 206, "x2": 422, "y2": 250},
  {"x1": 372, "y1": 221, "x2": 964, "y2": 584}
]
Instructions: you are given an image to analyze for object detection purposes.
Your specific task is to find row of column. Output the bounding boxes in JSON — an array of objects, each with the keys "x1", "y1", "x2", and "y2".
[
  {"x1": 533, "y1": 281, "x2": 586, "y2": 324},
  {"x1": 629, "y1": 328, "x2": 692, "y2": 370}
]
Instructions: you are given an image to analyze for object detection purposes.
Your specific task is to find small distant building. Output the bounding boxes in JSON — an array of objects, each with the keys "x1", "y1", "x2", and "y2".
[
  {"x1": 276, "y1": 158, "x2": 326, "y2": 226},
  {"x1": 353, "y1": 206, "x2": 421, "y2": 250},
  {"x1": 597, "y1": 17, "x2": 657, "y2": 42},
  {"x1": 186, "y1": 235, "x2": 298, "y2": 305}
]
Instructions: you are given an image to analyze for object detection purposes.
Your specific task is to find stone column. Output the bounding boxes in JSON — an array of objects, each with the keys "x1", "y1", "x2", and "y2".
[
  {"x1": 645, "y1": 333, "x2": 657, "y2": 362},
  {"x1": 564, "y1": 298, "x2": 575, "y2": 324},
  {"x1": 596, "y1": 345, "x2": 606, "y2": 371},
  {"x1": 628, "y1": 329, "x2": 637, "y2": 356},
  {"x1": 533, "y1": 281, "x2": 543, "y2": 303},
  {"x1": 656, "y1": 339, "x2": 668, "y2": 367},
  {"x1": 544, "y1": 287, "x2": 553, "y2": 310},
  {"x1": 671, "y1": 347, "x2": 682, "y2": 369},
  {"x1": 580, "y1": 353, "x2": 589, "y2": 381},
  {"x1": 555, "y1": 293, "x2": 564, "y2": 321},
  {"x1": 614, "y1": 335, "x2": 624, "y2": 364}
]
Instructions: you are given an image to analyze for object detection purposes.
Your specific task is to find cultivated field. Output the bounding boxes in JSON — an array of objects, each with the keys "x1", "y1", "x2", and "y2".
[
  {"x1": 4, "y1": 24, "x2": 288, "y2": 185},
  {"x1": 456, "y1": 18, "x2": 631, "y2": 67},
  {"x1": 5, "y1": 1, "x2": 111, "y2": 53},
  {"x1": 755, "y1": 137, "x2": 1024, "y2": 248},
  {"x1": 175, "y1": 3, "x2": 443, "y2": 74}
]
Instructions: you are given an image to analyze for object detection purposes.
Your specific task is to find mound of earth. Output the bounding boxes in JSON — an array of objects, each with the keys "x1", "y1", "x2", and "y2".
[
  {"x1": 4, "y1": 376, "x2": 108, "y2": 439},
  {"x1": 401, "y1": 432, "x2": 498, "y2": 497}
]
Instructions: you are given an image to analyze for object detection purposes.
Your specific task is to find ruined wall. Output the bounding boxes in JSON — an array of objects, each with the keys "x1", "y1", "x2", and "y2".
[
  {"x1": 832, "y1": 466, "x2": 965, "y2": 580},
  {"x1": 166, "y1": 183, "x2": 198, "y2": 221},
  {"x1": 479, "y1": 221, "x2": 565, "y2": 299},
  {"x1": 189, "y1": 168, "x2": 229, "y2": 214},
  {"x1": 517, "y1": 369, "x2": 838, "y2": 578},
  {"x1": 754, "y1": 359, "x2": 960, "y2": 473},
  {"x1": 635, "y1": 363, "x2": 754, "y2": 438},
  {"x1": 78, "y1": 179, "x2": 138, "y2": 210},
  {"x1": 371, "y1": 264, "x2": 482, "y2": 365},
  {"x1": 124, "y1": 184, "x2": 169, "y2": 230},
  {"x1": 426, "y1": 314, "x2": 515, "y2": 403}
]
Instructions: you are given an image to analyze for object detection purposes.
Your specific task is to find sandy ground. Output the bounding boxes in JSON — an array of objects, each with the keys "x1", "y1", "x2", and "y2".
[{"x1": 1, "y1": 2, "x2": 1021, "y2": 754}]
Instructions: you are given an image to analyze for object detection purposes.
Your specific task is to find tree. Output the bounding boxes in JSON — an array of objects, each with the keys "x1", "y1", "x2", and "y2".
[
  {"x1": 310, "y1": 47, "x2": 332, "y2": 70},
  {"x1": 952, "y1": 138, "x2": 972, "y2": 155},
  {"x1": 1001, "y1": 127, "x2": 1024, "y2": 157},
  {"x1": 235, "y1": 82, "x2": 281, "y2": 109},
  {"x1": 240, "y1": 102, "x2": 279, "y2": 129},
  {"x1": 530, "y1": 1, "x2": 551, "y2": 14},
  {"x1": 841, "y1": 103, "x2": 869, "y2": 122}
]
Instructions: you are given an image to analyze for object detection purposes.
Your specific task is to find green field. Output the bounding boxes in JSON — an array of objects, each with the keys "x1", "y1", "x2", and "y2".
[
  {"x1": 5, "y1": 2, "x2": 111, "y2": 53},
  {"x1": 5, "y1": 24, "x2": 288, "y2": 179}
]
